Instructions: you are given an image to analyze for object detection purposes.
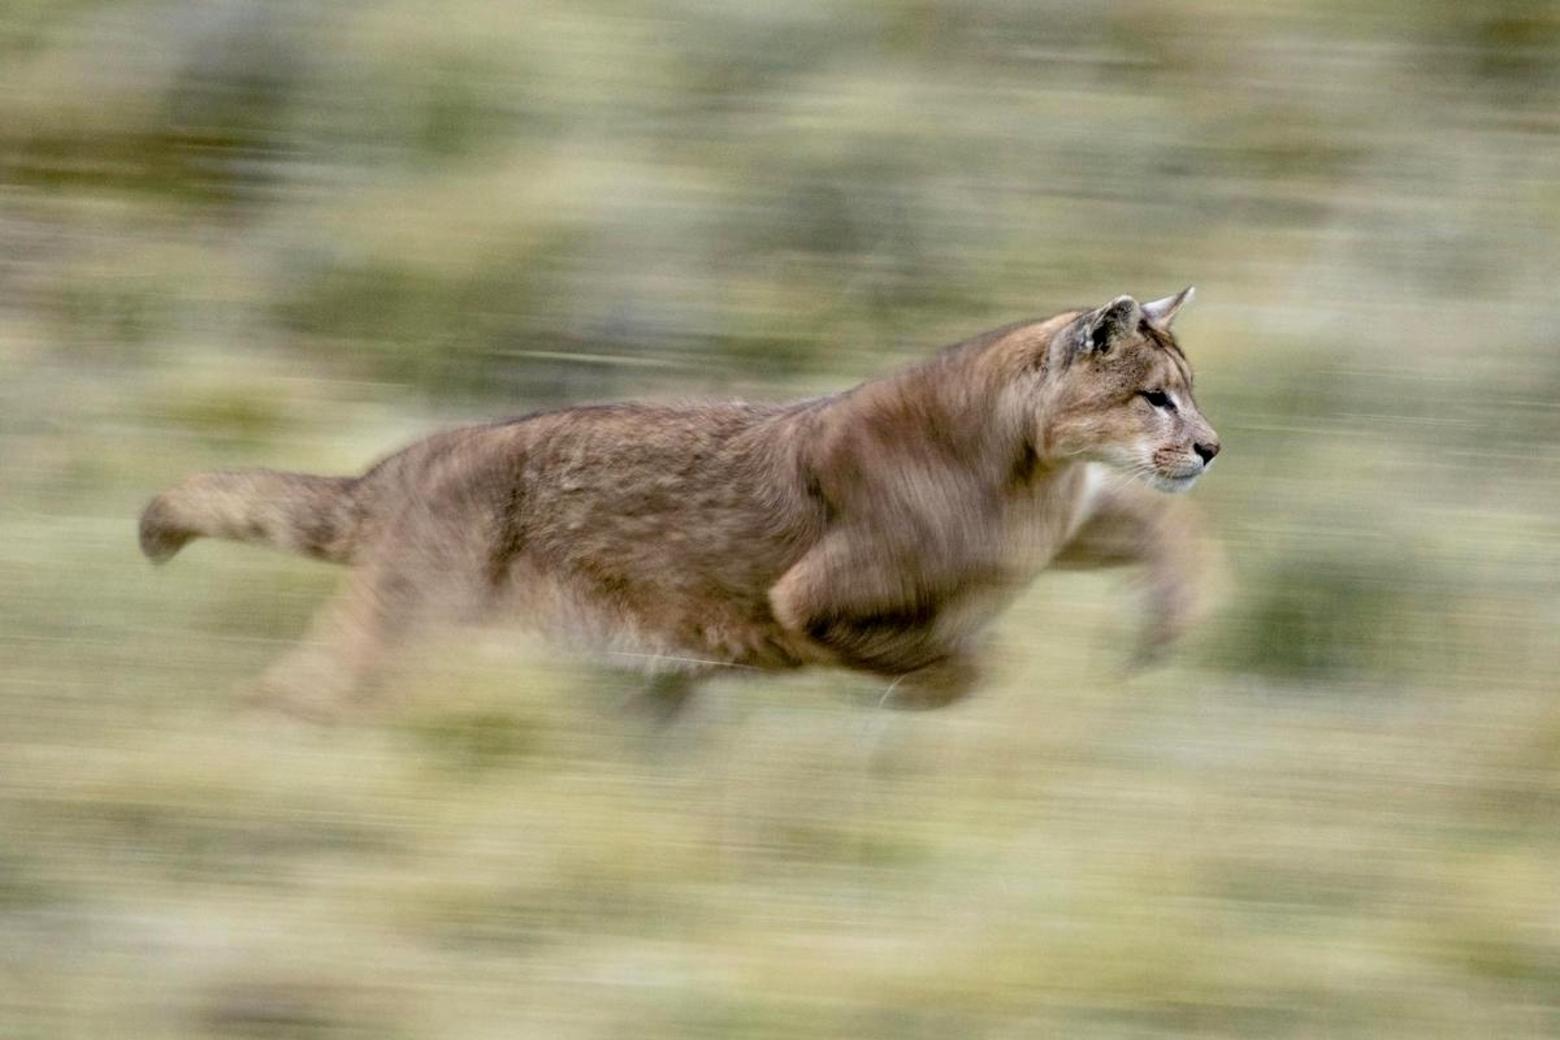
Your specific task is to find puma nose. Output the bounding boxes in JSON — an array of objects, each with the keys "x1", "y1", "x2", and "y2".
[{"x1": 1194, "y1": 441, "x2": 1220, "y2": 465}]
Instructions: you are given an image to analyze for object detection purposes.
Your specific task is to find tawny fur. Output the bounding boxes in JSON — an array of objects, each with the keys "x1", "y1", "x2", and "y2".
[{"x1": 140, "y1": 291, "x2": 1221, "y2": 716}]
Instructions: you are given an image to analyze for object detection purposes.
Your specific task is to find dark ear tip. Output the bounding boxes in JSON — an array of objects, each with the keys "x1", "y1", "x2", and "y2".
[{"x1": 1095, "y1": 298, "x2": 1132, "y2": 326}]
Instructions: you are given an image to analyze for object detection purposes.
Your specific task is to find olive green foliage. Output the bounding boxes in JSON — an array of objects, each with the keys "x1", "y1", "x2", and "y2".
[{"x1": 2, "y1": 1, "x2": 1558, "y2": 1037}]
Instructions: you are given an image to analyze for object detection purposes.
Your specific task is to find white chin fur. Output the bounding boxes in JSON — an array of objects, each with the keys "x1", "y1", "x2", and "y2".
[{"x1": 1146, "y1": 471, "x2": 1200, "y2": 493}]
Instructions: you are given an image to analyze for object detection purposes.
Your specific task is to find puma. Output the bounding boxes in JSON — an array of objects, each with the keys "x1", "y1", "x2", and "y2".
[{"x1": 140, "y1": 288, "x2": 1220, "y2": 717}]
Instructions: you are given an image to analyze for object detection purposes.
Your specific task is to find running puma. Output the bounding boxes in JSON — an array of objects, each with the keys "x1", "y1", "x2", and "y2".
[{"x1": 140, "y1": 288, "x2": 1220, "y2": 715}]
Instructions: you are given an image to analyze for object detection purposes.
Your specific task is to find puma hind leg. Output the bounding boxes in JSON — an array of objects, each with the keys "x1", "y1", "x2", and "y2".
[{"x1": 241, "y1": 562, "x2": 417, "y2": 721}]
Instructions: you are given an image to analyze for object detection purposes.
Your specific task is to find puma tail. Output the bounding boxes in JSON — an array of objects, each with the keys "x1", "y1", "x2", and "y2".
[{"x1": 139, "y1": 469, "x2": 363, "y2": 565}]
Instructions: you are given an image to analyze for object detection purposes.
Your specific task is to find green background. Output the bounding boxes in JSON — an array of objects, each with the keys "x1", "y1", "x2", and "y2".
[{"x1": 2, "y1": 1, "x2": 1557, "y2": 1036}]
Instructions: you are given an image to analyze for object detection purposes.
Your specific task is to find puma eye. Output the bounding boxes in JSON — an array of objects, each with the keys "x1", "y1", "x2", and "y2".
[{"x1": 1139, "y1": 389, "x2": 1175, "y2": 411}]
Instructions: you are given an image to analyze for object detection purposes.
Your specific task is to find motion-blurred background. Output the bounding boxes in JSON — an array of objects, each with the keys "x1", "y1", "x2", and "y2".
[{"x1": 2, "y1": 1, "x2": 1558, "y2": 1037}]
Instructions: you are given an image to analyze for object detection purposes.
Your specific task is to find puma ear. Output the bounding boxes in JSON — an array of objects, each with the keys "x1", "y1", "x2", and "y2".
[
  {"x1": 1080, "y1": 295, "x2": 1141, "y2": 356},
  {"x1": 1142, "y1": 286, "x2": 1195, "y2": 329}
]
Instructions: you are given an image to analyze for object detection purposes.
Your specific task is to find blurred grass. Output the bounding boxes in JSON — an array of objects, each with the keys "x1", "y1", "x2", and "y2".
[{"x1": 3, "y1": 1, "x2": 1560, "y2": 1037}]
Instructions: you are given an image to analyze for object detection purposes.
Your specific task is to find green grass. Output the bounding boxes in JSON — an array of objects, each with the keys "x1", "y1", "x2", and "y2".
[{"x1": 3, "y1": 0, "x2": 1560, "y2": 1036}]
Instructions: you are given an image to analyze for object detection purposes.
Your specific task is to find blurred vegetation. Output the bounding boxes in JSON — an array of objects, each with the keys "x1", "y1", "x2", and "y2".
[{"x1": 2, "y1": 1, "x2": 1559, "y2": 1037}]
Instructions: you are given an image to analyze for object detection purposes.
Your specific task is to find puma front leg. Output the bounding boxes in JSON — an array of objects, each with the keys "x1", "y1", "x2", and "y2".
[
  {"x1": 769, "y1": 532, "x2": 981, "y2": 704},
  {"x1": 1053, "y1": 479, "x2": 1222, "y2": 661}
]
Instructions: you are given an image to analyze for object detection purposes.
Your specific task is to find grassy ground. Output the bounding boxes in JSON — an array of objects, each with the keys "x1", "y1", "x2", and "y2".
[{"x1": 2, "y1": 1, "x2": 1559, "y2": 1037}]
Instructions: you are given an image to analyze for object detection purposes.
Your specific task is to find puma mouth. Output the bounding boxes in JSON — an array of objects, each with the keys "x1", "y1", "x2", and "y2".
[{"x1": 1148, "y1": 470, "x2": 1201, "y2": 493}]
